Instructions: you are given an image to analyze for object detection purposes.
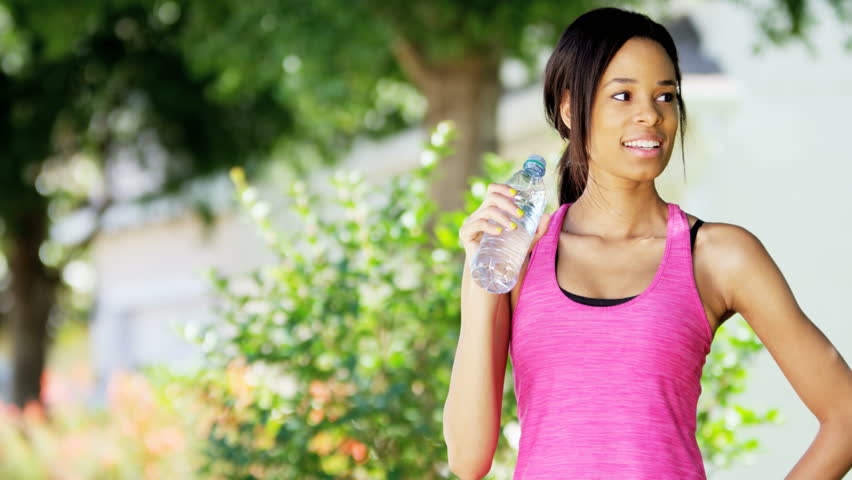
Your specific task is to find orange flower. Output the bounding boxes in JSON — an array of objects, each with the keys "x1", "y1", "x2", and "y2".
[
  {"x1": 330, "y1": 380, "x2": 357, "y2": 398},
  {"x1": 22, "y1": 400, "x2": 46, "y2": 424},
  {"x1": 227, "y1": 357, "x2": 254, "y2": 408},
  {"x1": 60, "y1": 432, "x2": 88, "y2": 459},
  {"x1": 308, "y1": 407, "x2": 325, "y2": 425},
  {"x1": 351, "y1": 441, "x2": 369, "y2": 463},
  {"x1": 107, "y1": 371, "x2": 154, "y2": 415},
  {"x1": 309, "y1": 380, "x2": 332, "y2": 404},
  {"x1": 144, "y1": 426, "x2": 186, "y2": 456},
  {"x1": 338, "y1": 438, "x2": 369, "y2": 463},
  {"x1": 338, "y1": 438, "x2": 355, "y2": 454},
  {"x1": 0, "y1": 402, "x2": 20, "y2": 418}
]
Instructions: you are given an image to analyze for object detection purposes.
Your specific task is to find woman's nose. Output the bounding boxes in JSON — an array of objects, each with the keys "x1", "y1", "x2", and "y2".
[{"x1": 634, "y1": 101, "x2": 663, "y2": 125}]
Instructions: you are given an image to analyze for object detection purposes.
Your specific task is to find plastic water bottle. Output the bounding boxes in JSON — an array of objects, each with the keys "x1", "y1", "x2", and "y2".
[{"x1": 470, "y1": 155, "x2": 547, "y2": 294}]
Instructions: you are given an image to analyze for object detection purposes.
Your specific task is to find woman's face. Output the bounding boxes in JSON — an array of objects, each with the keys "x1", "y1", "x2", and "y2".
[{"x1": 563, "y1": 37, "x2": 680, "y2": 183}]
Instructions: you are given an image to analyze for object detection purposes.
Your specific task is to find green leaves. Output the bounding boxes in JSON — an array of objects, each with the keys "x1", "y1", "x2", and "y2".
[
  {"x1": 697, "y1": 319, "x2": 784, "y2": 475},
  {"x1": 171, "y1": 123, "x2": 469, "y2": 478}
]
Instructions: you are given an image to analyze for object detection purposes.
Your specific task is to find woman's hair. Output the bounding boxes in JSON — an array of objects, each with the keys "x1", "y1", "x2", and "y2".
[{"x1": 543, "y1": 7, "x2": 688, "y2": 205}]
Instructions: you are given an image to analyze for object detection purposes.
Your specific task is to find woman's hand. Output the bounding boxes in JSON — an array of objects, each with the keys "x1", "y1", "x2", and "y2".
[{"x1": 459, "y1": 183, "x2": 552, "y2": 259}]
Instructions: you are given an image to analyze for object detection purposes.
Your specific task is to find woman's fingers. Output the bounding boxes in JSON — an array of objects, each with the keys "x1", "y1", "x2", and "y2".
[
  {"x1": 486, "y1": 183, "x2": 524, "y2": 220},
  {"x1": 482, "y1": 205, "x2": 518, "y2": 231},
  {"x1": 460, "y1": 182, "x2": 530, "y2": 254},
  {"x1": 470, "y1": 217, "x2": 506, "y2": 236}
]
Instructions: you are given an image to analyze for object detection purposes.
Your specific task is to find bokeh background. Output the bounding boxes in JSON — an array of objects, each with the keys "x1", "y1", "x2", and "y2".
[{"x1": 1, "y1": 0, "x2": 851, "y2": 478}]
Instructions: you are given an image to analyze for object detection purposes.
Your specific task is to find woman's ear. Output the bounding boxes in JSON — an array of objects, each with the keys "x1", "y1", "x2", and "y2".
[{"x1": 559, "y1": 90, "x2": 571, "y2": 128}]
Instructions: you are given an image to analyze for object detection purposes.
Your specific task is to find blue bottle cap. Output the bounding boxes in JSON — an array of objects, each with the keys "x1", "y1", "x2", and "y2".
[{"x1": 523, "y1": 154, "x2": 546, "y2": 177}]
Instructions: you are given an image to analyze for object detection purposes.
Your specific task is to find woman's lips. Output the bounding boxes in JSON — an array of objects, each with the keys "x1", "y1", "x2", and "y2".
[{"x1": 622, "y1": 144, "x2": 662, "y2": 158}]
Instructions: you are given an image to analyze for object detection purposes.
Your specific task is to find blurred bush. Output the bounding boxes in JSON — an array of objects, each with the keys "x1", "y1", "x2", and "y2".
[
  {"x1": 0, "y1": 370, "x2": 202, "y2": 479},
  {"x1": 697, "y1": 321, "x2": 784, "y2": 476},
  {"x1": 162, "y1": 121, "x2": 468, "y2": 479}
]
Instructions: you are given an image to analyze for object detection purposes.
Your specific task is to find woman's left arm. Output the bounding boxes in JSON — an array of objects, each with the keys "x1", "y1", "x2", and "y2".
[{"x1": 716, "y1": 223, "x2": 852, "y2": 480}]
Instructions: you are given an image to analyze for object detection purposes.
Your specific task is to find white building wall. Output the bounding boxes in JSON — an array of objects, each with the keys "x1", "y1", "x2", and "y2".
[{"x1": 683, "y1": 2, "x2": 852, "y2": 479}]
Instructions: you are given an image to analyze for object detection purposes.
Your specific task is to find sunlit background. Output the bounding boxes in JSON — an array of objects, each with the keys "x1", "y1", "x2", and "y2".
[{"x1": 1, "y1": 0, "x2": 851, "y2": 478}]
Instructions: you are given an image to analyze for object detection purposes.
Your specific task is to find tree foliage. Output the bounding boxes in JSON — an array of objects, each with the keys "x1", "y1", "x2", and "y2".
[{"x1": 0, "y1": 0, "x2": 302, "y2": 405}]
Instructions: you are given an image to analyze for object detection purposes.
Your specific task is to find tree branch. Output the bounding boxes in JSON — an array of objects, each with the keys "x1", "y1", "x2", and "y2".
[{"x1": 390, "y1": 35, "x2": 436, "y2": 93}]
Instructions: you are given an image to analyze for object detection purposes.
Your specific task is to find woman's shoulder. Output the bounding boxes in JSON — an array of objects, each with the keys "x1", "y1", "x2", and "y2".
[
  {"x1": 682, "y1": 211, "x2": 759, "y2": 251},
  {"x1": 682, "y1": 211, "x2": 768, "y2": 285},
  {"x1": 682, "y1": 211, "x2": 769, "y2": 318}
]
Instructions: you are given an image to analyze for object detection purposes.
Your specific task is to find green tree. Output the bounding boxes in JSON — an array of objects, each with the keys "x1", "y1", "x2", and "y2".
[{"x1": 0, "y1": 0, "x2": 298, "y2": 407}]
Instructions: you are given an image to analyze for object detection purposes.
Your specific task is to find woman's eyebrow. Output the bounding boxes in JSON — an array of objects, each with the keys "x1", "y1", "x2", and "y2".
[{"x1": 604, "y1": 78, "x2": 677, "y2": 87}]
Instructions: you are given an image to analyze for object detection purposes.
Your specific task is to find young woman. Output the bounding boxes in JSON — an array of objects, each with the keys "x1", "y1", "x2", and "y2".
[{"x1": 444, "y1": 7, "x2": 852, "y2": 480}]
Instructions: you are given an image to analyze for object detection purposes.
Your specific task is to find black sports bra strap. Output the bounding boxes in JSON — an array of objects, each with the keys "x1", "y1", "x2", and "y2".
[{"x1": 690, "y1": 219, "x2": 704, "y2": 254}]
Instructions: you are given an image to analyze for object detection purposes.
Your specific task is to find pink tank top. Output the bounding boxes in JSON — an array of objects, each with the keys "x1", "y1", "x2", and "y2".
[{"x1": 509, "y1": 202, "x2": 713, "y2": 479}]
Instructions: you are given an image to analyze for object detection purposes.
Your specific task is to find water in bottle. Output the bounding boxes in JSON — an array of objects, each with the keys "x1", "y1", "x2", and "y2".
[{"x1": 471, "y1": 155, "x2": 547, "y2": 294}]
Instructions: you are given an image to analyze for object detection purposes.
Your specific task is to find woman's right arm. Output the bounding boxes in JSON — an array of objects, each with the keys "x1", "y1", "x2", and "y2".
[
  {"x1": 443, "y1": 256, "x2": 514, "y2": 480},
  {"x1": 443, "y1": 183, "x2": 551, "y2": 479}
]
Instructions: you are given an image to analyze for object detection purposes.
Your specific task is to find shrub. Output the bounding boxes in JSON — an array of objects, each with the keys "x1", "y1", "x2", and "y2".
[{"x1": 0, "y1": 369, "x2": 202, "y2": 480}]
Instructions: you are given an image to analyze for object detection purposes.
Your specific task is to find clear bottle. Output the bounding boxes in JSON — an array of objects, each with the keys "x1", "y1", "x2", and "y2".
[{"x1": 470, "y1": 155, "x2": 547, "y2": 294}]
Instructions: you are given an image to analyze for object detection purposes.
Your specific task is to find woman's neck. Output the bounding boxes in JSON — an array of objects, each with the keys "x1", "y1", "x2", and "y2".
[{"x1": 564, "y1": 182, "x2": 668, "y2": 241}]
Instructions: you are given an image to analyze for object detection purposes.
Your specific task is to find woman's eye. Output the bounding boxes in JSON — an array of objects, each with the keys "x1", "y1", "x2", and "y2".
[{"x1": 612, "y1": 92, "x2": 676, "y2": 102}]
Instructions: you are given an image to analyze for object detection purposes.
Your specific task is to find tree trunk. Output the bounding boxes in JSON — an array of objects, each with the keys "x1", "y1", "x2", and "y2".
[
  {"x1": 391, "y1": 38, "x2": 503, "y2": 215},
  {"x1": 421, "y1": 60, "x2": 501, "y2": 214},
  {"x1": 9, "y1": 207, "x2": 57, "y2": 408}
]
